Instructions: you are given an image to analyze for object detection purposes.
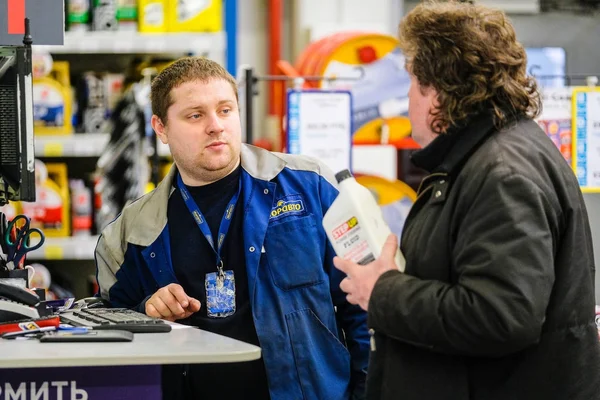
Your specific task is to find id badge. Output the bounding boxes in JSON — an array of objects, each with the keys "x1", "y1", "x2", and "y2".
[{"x1": 205, "y1": 270, "x2": 236, "y2": 318}]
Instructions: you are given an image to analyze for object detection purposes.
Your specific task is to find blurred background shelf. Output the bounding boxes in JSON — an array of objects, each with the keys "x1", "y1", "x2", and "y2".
[
  {"x1": 28, "y1": 236, "x2": 100, "y2": 260},
  {"x1": 35, "y1": 134, "x2": 171, "y2": 158},
  {"x1": 34, "y1": 31, "x2": 225, "y2": 55},
  {"x1": 35, "y1": 134, "x2": 109, "y2": 157}
]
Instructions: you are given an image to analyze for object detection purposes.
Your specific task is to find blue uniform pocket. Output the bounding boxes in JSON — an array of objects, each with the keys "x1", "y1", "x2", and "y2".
[
  {"x1": 286, "y1": 308, "x2": 351, "y2": 400},
  {"x1": 265, "y1": 214, "x2": 325, "y2": 291}
]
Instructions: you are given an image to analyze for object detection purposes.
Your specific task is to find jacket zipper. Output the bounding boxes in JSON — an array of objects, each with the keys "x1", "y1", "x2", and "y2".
[{"x1": 369, "y1": 328, "x2": 376, "y2": 351}]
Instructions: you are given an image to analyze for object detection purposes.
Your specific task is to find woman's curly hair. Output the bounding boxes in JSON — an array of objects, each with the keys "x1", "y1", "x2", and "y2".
[{"x1": 399, "y1": 0, "x2": 541, "y2": 133}]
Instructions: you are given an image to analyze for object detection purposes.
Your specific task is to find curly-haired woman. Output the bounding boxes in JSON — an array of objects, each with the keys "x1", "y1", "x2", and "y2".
[{"x1": 333, "y1": 1, "x2": 600, "y2": 399}]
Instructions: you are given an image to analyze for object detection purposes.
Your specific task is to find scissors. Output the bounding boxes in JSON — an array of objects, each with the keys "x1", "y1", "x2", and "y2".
[{"x1": 4, "y1": 215, "x2": 45, "y2": 270}]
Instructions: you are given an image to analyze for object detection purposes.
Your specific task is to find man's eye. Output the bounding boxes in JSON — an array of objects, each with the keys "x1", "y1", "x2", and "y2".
[
  {"x1": 221, "y1": 109, "x2": 230, "y2": 114},
  {"x1": 190, "y1": 114, "x2": 201, "y2": 119}
]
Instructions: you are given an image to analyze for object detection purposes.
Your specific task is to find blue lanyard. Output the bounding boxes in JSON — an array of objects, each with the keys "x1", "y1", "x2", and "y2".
[{"x1": 177, "y1": 173, "x2": 241, "y2": 270}]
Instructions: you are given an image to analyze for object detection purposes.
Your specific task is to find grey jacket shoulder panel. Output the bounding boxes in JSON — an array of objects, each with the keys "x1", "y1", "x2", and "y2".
[
  {"x1": 95, "y1": 163, "x2": 176, "y2": 300},
  {"x1": 241, "y1": 144, "x2": 338, "y2": 188},
  {"x1": 122, "y1": 163, "x2": 176, "y2": 246}
]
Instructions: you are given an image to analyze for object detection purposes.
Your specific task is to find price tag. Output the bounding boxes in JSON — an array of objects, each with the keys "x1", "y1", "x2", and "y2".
[
  {"x1": 45, "y1": 246, "x2": 64, "y2": 260},
  {"x1": 43, "y1": 142, "x2": 64, "y2": 157}
]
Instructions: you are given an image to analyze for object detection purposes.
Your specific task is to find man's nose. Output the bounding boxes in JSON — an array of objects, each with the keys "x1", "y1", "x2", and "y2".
[{"x1": 206, "y1": 113, "x2": 224, "y2": 134}]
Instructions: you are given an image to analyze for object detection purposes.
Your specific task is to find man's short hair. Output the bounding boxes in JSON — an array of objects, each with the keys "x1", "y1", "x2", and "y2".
[
  {"x1": 399, "y1": 0, "x2": 541, "y2": 133},
  {"x1": 150, "y1": 57, "x2": 238, "y2": 125}
]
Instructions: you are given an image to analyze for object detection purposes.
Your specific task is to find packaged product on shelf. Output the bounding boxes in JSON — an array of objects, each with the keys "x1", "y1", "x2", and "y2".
[
  {"x1": 71, "y1": 86, "x2": 80, "y2": 131},
  {"x1": 138, "y1": 0, "x2": 168, "y2": 33},
  {"x1": 117, "y1": 0, "x2": 138, "y2": 20},
  {"x1": 166, "y1": 0, "x2": 222, "y2": 32},
  {"x1": 80, "y1": 72, "x2": 108, "y2": 133},
  {"x1": 92, "y1": 0, "x2": 118, "y2": 30},
  {"x1": 20, "y1": 161, "x2": 71, "y2": 237},
  {"x1": 70, "y1": 179, "x2": 93, "y2": 236},
  {"x1": 116, "y1": 0, "x2": 139, "y2": 30},
  {"x1": 32, "y1": 52, "x2": 54, "y2": 79},
  {"x1": 33, "y1": 61, "x2": 74, "y2": 135},
  {"x1": 67, "y1": 0, "x2": 91, "y2": 31},
  {"x1": 104, "y1": 73, "x2": 126, "y2": 115},
  {"x1": 67, "y1": 22, "x2": 91, "y2": 33},
  {"x1": 94, "y1": 81, "x2": 150, "y2": 232},
  {"x1": 76, "y1": 72, "x2": 125, "y2": 133}
]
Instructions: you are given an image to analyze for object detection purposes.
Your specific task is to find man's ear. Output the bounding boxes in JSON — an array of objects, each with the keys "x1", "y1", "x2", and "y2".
[{"x1": 151, "y1": 115, "x2": 168, "y2": 144}]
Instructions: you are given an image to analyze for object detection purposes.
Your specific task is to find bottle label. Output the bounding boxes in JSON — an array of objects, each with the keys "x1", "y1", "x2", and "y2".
[
  {"x1": 330, "y1": 216, "x2": 375, "y2": 265},
  {"x1": 144, "y1": 3, "x2": 164, "y2": 26},
  {"x1": 177, "y1": 0, "x2": 210, "y2": 23}
]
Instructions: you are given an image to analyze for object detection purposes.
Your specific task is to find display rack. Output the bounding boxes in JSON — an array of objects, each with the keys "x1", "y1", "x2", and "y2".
[
  {"x1": 35, "y1": 134, "x2": 170, "y2": 158},
  {"x1": 35, "y1": 31, "x2": 225, "y2": 59},
  {"x1": 27, "y1": 236, "x2": 100, "y2": 260},
  {"x1": 18, "y1": 2, "x2": 235, "y2": 295}
]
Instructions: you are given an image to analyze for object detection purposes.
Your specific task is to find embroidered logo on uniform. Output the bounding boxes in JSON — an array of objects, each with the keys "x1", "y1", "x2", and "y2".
[
  {"x1": 270, "y1": 198, "x2": 305, "y2": 220},
  {"x1": 193, "y1": 210, "x2": 204, "y2": 224}
]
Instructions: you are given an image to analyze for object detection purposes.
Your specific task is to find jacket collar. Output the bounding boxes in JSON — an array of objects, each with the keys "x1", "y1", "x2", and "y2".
[
  {"x1": 240, "y1": 143, "x2": 287, "y2": 181},
  {"x1": 411, "y1": 111, "x2": 498, "y2": 174},
  {"x1": 125, "y1": 143, "x2": 287, "y2": 245}
]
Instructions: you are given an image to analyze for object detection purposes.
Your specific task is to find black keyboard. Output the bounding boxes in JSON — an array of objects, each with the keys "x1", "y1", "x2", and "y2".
[{"x1": 59, "y1": 308, "x2": 172, "y2": 333}]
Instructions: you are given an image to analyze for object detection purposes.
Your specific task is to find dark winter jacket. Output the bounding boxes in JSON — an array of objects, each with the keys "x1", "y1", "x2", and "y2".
[{"x1": 366, "y1": 112, "x2": 600, "y2": 400}]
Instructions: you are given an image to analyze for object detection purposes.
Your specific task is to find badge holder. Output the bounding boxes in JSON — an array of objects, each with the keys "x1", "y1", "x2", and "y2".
[{"x1": 205, "y1": 261, "x2": 236, "y2": 318}]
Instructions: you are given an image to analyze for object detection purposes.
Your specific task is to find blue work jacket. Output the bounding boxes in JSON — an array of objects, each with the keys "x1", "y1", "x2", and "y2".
[{"x1": 96, "y1": 144, "x2": 370, "y2": 399}]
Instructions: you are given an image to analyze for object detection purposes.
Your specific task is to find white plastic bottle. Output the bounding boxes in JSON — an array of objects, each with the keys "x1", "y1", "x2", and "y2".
[{"x1": 323, "y1": 169, "x2": 406, "y2": 272}]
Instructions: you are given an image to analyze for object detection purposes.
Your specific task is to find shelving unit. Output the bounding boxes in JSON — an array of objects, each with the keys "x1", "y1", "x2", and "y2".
[
  {"x1": 29, "y1": 29, "x2": 189, "y2": 273},
  {"x1": 35, "y1": 134, "x2": 171, "y2": 158},
  {"x1": 31, "y1": 133, "x2": 171, "y2": 264},
  {"x1": 28, "y1": 236, "x2": 100, "y2": 260},
  {"x1": 34, "y1": 31, "x2": 225, "y2": 59},
  {"x1": 35, "y1": 133, "x2": 109, "y2": 157},
  {"x1": 11, "y1": 1, "x2": 236, "y2": 299}
]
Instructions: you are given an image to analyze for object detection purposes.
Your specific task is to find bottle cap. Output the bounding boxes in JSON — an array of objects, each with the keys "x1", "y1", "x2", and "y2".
[{"x1": 335, "y1": 169, "x2": 353, "y2": 183}]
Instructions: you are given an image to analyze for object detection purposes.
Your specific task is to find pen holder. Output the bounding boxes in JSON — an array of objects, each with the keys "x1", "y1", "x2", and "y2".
[{"x1": 0, "y1": 269, "x2": 29, "y2": 288}]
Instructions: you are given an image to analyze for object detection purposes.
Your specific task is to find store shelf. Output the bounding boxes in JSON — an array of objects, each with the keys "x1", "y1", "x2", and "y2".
[
  {"x1": 35, "y1": 133, "x2": 171, "y2": 158},
  {"x1": 35, "y1": 133, "x2": 109, "y2": 157},
  {"x1": 34, "y1": 31, "x2": 225, "y2": 55},
  {"x1": 28, "y1": 236, "x2": 100, "y2": 260}
]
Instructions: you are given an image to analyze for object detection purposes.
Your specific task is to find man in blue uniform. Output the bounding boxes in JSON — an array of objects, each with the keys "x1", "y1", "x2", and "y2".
[{"x1": 95, "y1": 56, "x2": 369, "y2": 400}]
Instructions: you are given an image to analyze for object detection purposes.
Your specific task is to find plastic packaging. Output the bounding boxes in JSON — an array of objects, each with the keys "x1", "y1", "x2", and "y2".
[
  {"x1": 70, "y1": 179, "x2": 93, "y2": 236},
  {"x1": 323, "y1": 169, "x2": 406, "y2": 271},
  {"x1": 138, "y1": 0, "x2": 168, "y2": 33},
  {"x1": 166, "y1": 0, "x2": 222, "y2": 32}
]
